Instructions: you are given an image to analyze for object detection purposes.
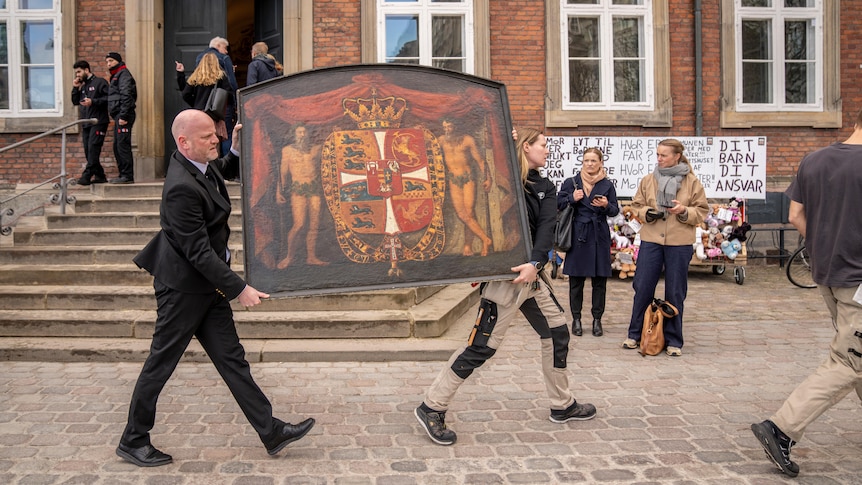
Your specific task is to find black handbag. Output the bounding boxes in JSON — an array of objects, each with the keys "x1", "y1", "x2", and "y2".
[
  {"x1": 555, "y1": 204, "x2": 574, "y2": 252},
  {"x1": 204, "y1": 86, "x2": 229, "y2": 121}
]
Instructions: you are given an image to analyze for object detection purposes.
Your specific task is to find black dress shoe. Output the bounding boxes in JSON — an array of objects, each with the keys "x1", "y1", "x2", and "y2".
[
  {"x1": 92, "y1": 176, "x2": 108, "y2": 184},
  {"x1": 264, "y1": 417, "x2": 315, "y2": 455},
  {"x1": 75, "y1": 177, "x2": 92, "y2": 186},
  {"x1": 572, "y1": 318, "x2": 583, "y2": 336},
  {"x1": 116, "y1": 443, "x2": 172, "y2": 467},
  {"x1": 592, "y1": 319, "x2": 603, "y2": 337},
  {"x1": 109, "y1": 176, "x2": 134, "y2": 184}
]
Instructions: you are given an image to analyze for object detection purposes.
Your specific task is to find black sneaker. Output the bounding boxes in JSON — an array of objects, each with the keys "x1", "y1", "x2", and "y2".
[
  {"x1": 549, "y1": 401, "x2": 597, "y2": 423},
  {"x1": 414, "y1": 405, "x2": 456, "y2": 445},
  {"x1": 751, "y1": 420, "x2": 799, "y2": 477}
]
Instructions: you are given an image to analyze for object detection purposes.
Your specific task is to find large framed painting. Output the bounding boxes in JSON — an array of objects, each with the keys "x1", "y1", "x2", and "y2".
[{"x1": 238, "y1": 64, "x2": 530, "y2": 297}]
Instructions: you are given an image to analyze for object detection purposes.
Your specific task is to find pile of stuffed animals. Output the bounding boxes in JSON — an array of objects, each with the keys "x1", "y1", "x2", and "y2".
[
  {"x1": 607, "y1": 199, "x2": 752, "y2": 278},
  {"x1": 694, "y1": 198, "x2": 751, "y2": 261}
]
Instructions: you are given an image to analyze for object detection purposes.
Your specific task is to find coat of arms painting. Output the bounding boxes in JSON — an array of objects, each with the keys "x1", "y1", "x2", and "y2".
[{"x1": 239, "y1": 64, "x2": 531, "y2": 297}]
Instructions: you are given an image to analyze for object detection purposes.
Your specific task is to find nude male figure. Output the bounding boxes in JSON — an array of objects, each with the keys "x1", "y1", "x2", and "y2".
[
  {"x1": 439, "y1": 119, "x2": 493, "y2": 256},
  {"x1": 276, "y1": 125, "x2": 327, "y2": 268}
]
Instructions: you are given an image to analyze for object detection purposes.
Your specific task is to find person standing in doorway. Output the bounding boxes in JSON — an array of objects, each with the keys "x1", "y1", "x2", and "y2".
[
  {"x1": 105, "y1": 52, "x2": 137, "y2": 184},
  {"x1": 197, "y1": 37, "x2": 238, "y2": 155},
  {"x1": 71, "y1": 60, "x2": 109, "y2": 185},
  {"x1": 750, "y1": 108, "x2": 862, "y2": 478},
  {"x1": 247, "y1": 42, "x2": 281, "y2": 86}
]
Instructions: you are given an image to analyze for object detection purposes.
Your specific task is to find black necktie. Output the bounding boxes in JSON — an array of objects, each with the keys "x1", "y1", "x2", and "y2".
[{"x1": 205, "y1": 165, "x2": 218, "y2": 188}]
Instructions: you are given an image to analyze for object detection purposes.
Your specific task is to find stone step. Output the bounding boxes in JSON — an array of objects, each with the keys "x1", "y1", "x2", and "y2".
[
  {"x1": 45, "y1": 212, "x2": 243, "y2": 229},
  {"x1": 89, "y1": 181, "x2": 242, "y2": 199},
  {"x1": 12, "y1": 227, "x2": 242, "y2": 246},
  {"x1": 0, "y1": 264, "x2": 161, "y2": 286},
  {"x1": 74, "y1": 197, "x2": 241, "y2": 213},
  {"x1": 0, "y1": 245, "x2": 146, "y2": 264},
  {"x1": 0, "y1": 283, "x2": 478, "y2": 341},
  {"x1": 0, "y1": 284, "x2": 447, "y2": 312}
]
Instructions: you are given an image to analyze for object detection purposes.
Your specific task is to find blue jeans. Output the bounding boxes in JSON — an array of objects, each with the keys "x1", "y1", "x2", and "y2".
[{"x1": 626, "y1": 242, "x2": 693, "y2": 349}]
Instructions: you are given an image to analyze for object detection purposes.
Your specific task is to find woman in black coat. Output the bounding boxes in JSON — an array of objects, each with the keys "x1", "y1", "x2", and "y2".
[
  {"x1": 175, "y1": 53, "x2": 232, "y2": 141},
  {"x1": 557, "y1": 147, "x2": 619, "y2": 337}
]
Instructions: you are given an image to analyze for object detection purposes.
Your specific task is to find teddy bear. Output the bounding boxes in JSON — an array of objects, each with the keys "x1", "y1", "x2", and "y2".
[
  {"x1": 615, "y1": 247, "x2": 637, "y2": 279},
  {"x1": 721, "y1": 238, "x2": 742, "y2": 260},
  {"x1": 694, "y1": 225, "x2": 707, "y2": 260}
]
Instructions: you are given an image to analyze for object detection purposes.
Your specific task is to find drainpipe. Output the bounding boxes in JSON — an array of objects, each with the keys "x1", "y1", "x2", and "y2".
[{"x1": 695, "y1": 0, "x2": 703, "y2": 136}]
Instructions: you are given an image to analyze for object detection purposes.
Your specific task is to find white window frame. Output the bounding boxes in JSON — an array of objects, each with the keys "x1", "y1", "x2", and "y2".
[
  {"x1": 0, "y1": 0, "x2": 63, "y2": 118},
  {"x1": 735, "y1": 0, "x2": 822, "y2": 112},
  {"x1": 720, "y1": 0, "x2": 839, "y2": 128},
  {"x1": 375, "y1": 0, "x2": 475, "y2": 74},
  {"x1": 560, "y1": 0, "x2": 654, "y2": 111},
  {"x1": 546, "y1": 0, "x2": 670, "y2": 127}
]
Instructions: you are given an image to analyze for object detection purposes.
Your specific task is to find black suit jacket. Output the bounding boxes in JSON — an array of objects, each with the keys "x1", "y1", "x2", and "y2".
[{"x1": 134, "y1": 150, "x2": 246, "y2": 299}]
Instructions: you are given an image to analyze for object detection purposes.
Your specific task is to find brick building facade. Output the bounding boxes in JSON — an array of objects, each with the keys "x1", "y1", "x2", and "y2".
[{"x1": 2, "y1": 0, "x2": 860, "y2": 188}]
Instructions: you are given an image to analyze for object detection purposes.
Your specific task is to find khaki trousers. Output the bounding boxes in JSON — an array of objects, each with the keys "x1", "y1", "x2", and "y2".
[
  {"x1": 424, "y1": 279, "x2": 576, "y2": 412},
  {"x1": 771, "y1": 285, "x2": 862, "y2": 442}
]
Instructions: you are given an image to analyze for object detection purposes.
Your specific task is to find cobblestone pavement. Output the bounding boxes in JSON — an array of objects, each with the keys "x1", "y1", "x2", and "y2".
[{"x1": 1, "y1": 264, "x2": 860, "y2": 484}]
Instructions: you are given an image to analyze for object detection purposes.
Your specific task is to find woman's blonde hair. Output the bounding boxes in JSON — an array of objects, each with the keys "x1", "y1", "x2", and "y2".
[
  {"x1": 187, "y1": 52, "x2": 225, "y2": 87},
  {"x1": 515, "y1": 127, "x2": 542, "y2": 186}
]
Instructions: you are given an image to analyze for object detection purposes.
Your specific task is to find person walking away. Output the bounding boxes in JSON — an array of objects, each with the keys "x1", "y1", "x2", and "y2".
[
  {"x1": 116, "y1": 110, "x2": 314, "y2": 467},
  {"x1": 557, "y1": 147, "x2": 619, "y2": 337},
  {"x1": 247, "y1": 42, "x2": 281, "y2": 85},
  {"x1": 105, "y1": 52, "x2": 136, "y2": 184},
  {"x1": 71, "y1": 60, "x2": 109, "y2": 185},
  {"x1": 414, "y1": 128, "x2": 596, "y2": 446},
  {"x1": 197, "y1": 37, "x2": 238, "y2": 155},
  {"x1": 176, "y1": 53, "x2": 232, "y2": 143},
  {"x1": 621, "y1": 139, "x2": 708, "y2": 356},
  {"x1": 750, "y1": 108, "x2": 862, "y2": 478}
]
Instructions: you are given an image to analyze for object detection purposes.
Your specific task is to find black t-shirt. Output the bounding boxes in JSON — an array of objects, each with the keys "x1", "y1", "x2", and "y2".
[{"x1": 787, "y1": 142, "x2": 862, "y2": 287}]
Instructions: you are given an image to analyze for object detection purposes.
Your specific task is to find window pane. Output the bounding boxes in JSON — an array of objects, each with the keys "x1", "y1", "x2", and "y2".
[
  {"x1": 785, "y1": 62, "x2": 813, "y2": 103},
  {"x1": 22, "y1": 65, "x2": 54, "y2": 108},
  {"x1": 20, "y1": 20, "x2": 54, "y2": 64},
  {"x1": 613, "y1": 17, "x2": 642, "y2": 58},
  {"x1": 568, "y1": 17, "x2": 599, "y2": 58},
  {"x1": 19, "y1": 0, "x2": 53, "y2": 8},
  {"x1": 613, "y1": 0, "x2": 642, "y2": 5},
  {"x1": 741, "y1": 0, "x2": 770, "y2": 6},
  {"x1": 385, "y1": 15, "x2": 418, "y2": 60},
  {"x1": 568, "y1": 0, "x2": 599, "y2": 4},
  {"x1": 569, "y1": 60, "x2": 600, "y2": 102},
  {"x1": 785, "y1": 0, "x2": 813, "y2": 7},
  {"x1": 384, "y1": 0, "x2": 417, "y2": 3},
  {"x1": 431, "y1": 0, "x2": 462, "y2": 3},
  {"x1": 742, "y1": 20, "x2": 771, "y2": 60},
  {"x1": 614, "y1": 59, "x2": 642, "y2": 102},
  {"x1": 785, "y1": 20, "x2": 811, "y2": 60},
  {"x1": 0, "y1": 67, "x2": 8, "y2": 109},
  {"x1": 432, "y1": 16, "x2": 462, "y2": 57},
  {"x1": 433, "y1": 59, "x2": 464, "y2": 71},
  {"x1": 742, "y1": 61, "x2": 772, "y2": 103},
  {"x1": 0, "y1": 0, "x2": 6, "y2": 8},
  {"x1": 0, "y1": 22, "x2": 6, "y2": 64}
]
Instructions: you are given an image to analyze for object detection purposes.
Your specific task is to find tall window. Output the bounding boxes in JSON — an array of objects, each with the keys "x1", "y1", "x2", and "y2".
[
  {"x1": 377, "y1": 0, "x2": 474, "y2": 73},
  {"x1": 562, "y1": 0, "x2": 653, "y2": 110},
  {"x1": 737, "y1": 0, "x2": 821, "y2": 110},
  {"x1": 0, "y1": 0, "x2": 62, "y2": 116}
]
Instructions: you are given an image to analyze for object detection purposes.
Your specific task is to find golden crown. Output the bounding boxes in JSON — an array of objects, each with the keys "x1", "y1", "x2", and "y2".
[{"x1": 342, "y1": 89, "x2": 408, "y2": 129}]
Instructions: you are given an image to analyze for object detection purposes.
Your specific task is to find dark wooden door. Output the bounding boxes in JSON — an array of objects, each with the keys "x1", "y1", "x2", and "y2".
[
  {"x1": 255, "y1": 0, "x2": 283, "y2": 64},
  {"x1": 163, "y1": 1, "x2": 227, "y2": 167}
]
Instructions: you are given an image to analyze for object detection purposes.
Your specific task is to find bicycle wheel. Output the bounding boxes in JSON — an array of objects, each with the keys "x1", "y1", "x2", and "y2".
[{"x1": 786, "y1": 246, "x2": 816, "y2": 289}]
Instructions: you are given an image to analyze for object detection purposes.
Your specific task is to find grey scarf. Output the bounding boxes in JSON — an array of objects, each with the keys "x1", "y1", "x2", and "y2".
[{"x1": 653, "y1": 163, "x2": 690, "y2": 216}]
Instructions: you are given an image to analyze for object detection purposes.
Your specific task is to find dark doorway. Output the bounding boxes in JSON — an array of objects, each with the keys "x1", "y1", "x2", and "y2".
[{"x1": 162, "y1": 0, "x2": 282, "y2": 172}]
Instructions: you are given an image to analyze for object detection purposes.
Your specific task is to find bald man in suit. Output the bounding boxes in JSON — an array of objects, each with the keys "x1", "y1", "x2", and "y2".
[{"x1": 116, "y1": 109, "x2": 314, "y2": 467}]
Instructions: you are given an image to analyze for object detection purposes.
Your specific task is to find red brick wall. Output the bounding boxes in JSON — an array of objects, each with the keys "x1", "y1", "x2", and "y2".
[
  {"x1": 0, "y1": 0, "x2": 125, "y2": 186},
  {"x1": 3, "y1": 1, "x2": 861, "y2": 185}
]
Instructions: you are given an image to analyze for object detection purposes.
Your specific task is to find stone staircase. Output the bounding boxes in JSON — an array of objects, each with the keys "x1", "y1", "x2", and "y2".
[{"x1": 0, "y1": 182, "x2": 478, "y2": 362}]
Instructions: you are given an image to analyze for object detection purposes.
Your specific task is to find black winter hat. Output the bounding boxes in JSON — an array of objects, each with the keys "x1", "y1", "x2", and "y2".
[{"x1": 106, "y1": 52, "x2": 123, "y2": 63}]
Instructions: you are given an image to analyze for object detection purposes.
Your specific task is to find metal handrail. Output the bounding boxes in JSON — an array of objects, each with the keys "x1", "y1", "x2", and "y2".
[
  {"x1": 0, "y1": 118, "x2": 97, "y2": 234},
  {"x1": 0, "y1": 118, "x2": 99, "y2": 235}
]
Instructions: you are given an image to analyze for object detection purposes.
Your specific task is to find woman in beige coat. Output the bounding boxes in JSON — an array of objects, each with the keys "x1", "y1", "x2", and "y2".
[{"x1": 621, "y1": 139, "x2": 709, "y2": 356}]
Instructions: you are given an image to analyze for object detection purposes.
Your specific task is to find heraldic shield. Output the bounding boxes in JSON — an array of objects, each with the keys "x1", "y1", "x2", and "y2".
[
  {"x1": 321, "y1": 93, "x2": 446, "y2": 277},
  {"x1": 239, "y1": 64, "x2": 531, "y2": 297}
]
